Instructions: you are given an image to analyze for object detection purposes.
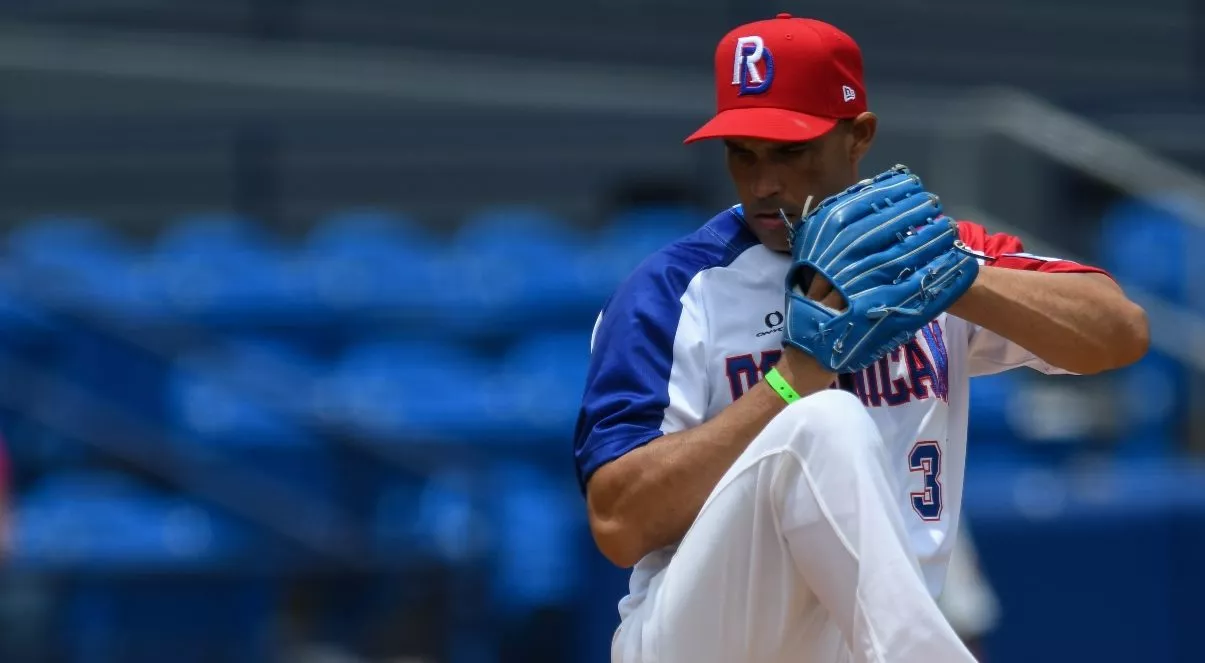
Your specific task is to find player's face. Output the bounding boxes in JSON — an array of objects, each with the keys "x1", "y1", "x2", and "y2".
[{"x1": 724, "y1": 114, "x2": 877, "y2": 253}]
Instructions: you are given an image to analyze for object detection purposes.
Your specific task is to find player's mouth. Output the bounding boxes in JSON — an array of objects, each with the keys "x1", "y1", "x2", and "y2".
[{"x1": 752, "y1": 212, "x2": 795, "y2": 231}]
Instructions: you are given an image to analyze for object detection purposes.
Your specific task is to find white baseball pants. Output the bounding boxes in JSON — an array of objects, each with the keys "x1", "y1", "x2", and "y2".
[{"x1": 611, "y1": 390, "x2": 975, "y2": 663}]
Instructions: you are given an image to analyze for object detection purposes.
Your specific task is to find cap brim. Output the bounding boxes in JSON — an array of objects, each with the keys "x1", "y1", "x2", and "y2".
[{"x1": 684, "y1": 108, "x2": 839, "y2": 144}]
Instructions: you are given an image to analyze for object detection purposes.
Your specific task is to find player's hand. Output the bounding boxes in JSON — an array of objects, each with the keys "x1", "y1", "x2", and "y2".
[
  {"x1": 805, "y1": 275, "x2": 846, "y2": 311},
  {"x1": 779, "y1": 275, "x2": 844, "y2": 383}
]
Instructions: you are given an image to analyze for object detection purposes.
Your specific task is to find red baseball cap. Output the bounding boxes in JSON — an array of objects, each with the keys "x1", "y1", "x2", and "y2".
[{"x1": 685, "y1": 14, "x2": 867, "y2": 144}]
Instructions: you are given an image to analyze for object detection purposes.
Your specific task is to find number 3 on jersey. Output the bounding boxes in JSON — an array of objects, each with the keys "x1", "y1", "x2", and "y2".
[{"x1": 908, "y1": 441, "x2": 943, "y2": 521}]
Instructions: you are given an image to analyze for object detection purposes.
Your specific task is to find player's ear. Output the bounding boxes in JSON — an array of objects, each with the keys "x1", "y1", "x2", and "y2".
[{"x1": 848, "y1": 112, "x2": 877, "y2": 164}]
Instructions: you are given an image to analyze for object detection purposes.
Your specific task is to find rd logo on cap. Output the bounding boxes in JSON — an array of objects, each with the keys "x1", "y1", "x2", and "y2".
[{"x1": 732, "y1": 36, "x2": 774, "y2": 95}]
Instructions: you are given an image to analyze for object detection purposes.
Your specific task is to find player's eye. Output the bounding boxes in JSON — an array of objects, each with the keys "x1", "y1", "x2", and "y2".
[{"x1": 726, "y1": 147, "x2": 757, "y2": 163}]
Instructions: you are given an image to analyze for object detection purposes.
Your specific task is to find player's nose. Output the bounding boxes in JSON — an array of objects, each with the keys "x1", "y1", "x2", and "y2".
[{"x1": 748, "y1": 169, "x2": 784, "y2": 200}]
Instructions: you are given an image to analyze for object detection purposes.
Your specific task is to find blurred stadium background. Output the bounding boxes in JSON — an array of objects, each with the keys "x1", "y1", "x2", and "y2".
[{"x1": 0, "y1": 1, "x2": 1201, "y2": 662}]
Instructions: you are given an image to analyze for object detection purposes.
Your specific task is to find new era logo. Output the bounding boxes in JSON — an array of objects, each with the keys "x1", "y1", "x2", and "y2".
[{"x1": 842, "y1": 85, "x2": 857, "y2": 102}]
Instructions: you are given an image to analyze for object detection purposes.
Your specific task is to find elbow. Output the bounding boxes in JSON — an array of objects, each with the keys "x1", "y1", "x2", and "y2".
[
  {"x1": 589, "y1": 512, "x2": 645, "y2": 569},
  {"x1": 1077, "y1": 300, "x2": 1150, "y2": 374},
  {"x1": 586, "y1": 479, "x2": 648, "y2": 568},
  {"x1": 1110, "y1": 300, "x2": 1151, "y2": 370}
]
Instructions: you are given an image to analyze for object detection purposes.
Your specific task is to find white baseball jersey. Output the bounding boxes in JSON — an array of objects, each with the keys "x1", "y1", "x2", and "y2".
[{"x1": 573, "y1": 204, "x2": 1106, "y2": 623}]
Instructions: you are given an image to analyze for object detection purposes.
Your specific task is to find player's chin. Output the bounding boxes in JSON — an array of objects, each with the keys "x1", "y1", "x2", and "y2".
[
  {"x1": 758, "y1": 229, "x2": 793, "y2": 253},
  {"x1": 748, "y1": 218, "x2": 791, "y2": 251}
]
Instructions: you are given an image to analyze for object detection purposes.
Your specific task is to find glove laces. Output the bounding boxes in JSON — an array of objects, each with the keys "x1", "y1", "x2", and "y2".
[{"x1": 780, "y1": 194, "x2": 815, "y2": 249}]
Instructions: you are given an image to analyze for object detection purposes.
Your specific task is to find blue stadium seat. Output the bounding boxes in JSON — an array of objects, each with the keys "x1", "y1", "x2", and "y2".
[
  {"x1": 969, "y1": 369, "x2": 1111, "y2": 463},
  {"x1": 967, "y1": 371, "x2": 1026, "y2": 460},
  {"x1": 62, "y1": 576, "x2": 277, "y2": 663},
  {"x1": 1098, "y1": 198, "x2": 1197, "y2": 304},
  {"x1": 23, "y1": 467, "x2": 282, "y2": 663},
  {"x1": 155, "y1": 212, "x2": 272, "y2": 253},
  {"x1": 1111, "y1": 350, "x2": 1183, "y2": 457},
  {"x1": 587, "y1": 205, "x2": 705, "y2": 297},
  {"x1": 0, "y1": 419, "x2": 90, "y2": 482},
  {"x1": 4, "y1": 220, "x2": 171, "y2": 417},
  {"x1": 308, "y1": 207, "x2": 435, "y2": 251},
  {"x1": 302, "y1": 208, "x2": 443, "y2": 316},
  {"x1": 23, "y1": 467, "x2": 147, "y2": 499},
  {"x1": 5, "y1": 216, "x2": 160, "y2": 317},
  {"x1": 5, "y1": 220, "x2": 157, "y2": 375},
  {"x1": 483, "y1": 463, "x2": 581, "y2": 611},
  {"x1": 319, "y1": 340, "x2": 489, "y2": 440},
  {"x1": 188, "y1": 336, "x2": 326, "y2": 418},
  {"x1": 0, "y1": 286, "x2": 57, "y2": 350},
  {"x1": 166, "y1": 340, "x2": 333, "y2": 501},
  {"x1": 148, "y1": 213, "x2": 305, "y2": 325},
  {"x1": 440, "y1": 207, "x2": 596, "y2": 332},
  {"x1": 373, "y1": 469, "x2": 484, "y2": 565},
  {"x1": 483, "y1": 332, "x2": 592, "y2": 442},
  {"x1": 168, "y1": 367, "x2": 316, "y2": 446},
  {"x1": 7, "y1": 216, "x2": 128, "y2": 269},
  {"x1": 11, "y1": 470, "x2": 252, "y2": 571}
]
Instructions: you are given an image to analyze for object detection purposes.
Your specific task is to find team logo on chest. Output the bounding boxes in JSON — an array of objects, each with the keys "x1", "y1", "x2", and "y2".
[{"x1": 732, "y1": 36, "x2": 774, "y2": 95}]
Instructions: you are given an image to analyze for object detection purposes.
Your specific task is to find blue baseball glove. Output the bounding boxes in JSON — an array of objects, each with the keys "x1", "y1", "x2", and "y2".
[{"x1": 782, "y1": 165, "x2": 979, "y2": 373}]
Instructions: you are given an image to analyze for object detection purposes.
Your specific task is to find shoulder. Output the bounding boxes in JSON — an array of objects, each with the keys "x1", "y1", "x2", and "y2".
[{"x1": 605, "y1": 206, "x2": 762, "y2": 313}]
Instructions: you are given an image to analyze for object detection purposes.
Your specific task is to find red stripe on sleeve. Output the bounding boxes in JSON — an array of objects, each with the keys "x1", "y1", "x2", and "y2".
[{"x1": 956, "y1": 220, "x2": 1111, "y2": 277}]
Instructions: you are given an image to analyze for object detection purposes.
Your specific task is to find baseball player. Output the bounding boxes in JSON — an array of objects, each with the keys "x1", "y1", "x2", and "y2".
[{"x1": 573, "y1": 14, "x2": 1149, "y2": 663}]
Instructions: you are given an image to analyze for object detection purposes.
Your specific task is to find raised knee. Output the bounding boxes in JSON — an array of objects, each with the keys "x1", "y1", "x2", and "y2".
[
  {"x1": 778, "y1": 389, "x2": 881, "y2": 457},
  {"x1": 784, "y1": 388, "x2": 863, "y2": 414},
  {"x1": 780, "y1": 389, "x2": 869, "y2": 430}
]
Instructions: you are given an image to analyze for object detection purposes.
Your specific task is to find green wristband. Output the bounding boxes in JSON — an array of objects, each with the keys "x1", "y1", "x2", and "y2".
[{"x1": 764, "y1": 367, "x2": 801, "y2": 404}]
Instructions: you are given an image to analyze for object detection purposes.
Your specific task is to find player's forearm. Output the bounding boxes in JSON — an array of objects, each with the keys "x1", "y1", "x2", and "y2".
[
  {"x1": 588, "y1": 352, "x2": 834, "y2": 568},
  {"x1": 948, "y1": 266, "x2": 1149, "y2": 374},
  {"x1": 588, "y1": 383, "x2": 782, "y2": 567}
]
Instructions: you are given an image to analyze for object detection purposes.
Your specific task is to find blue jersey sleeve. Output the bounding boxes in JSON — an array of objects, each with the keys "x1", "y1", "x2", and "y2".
[
  {"x1": 572, "y1": 209, "x2": 759, "y2": 492},
  {"x1": 572, "y1": 251, "x2": 711, "y2": 491}
]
